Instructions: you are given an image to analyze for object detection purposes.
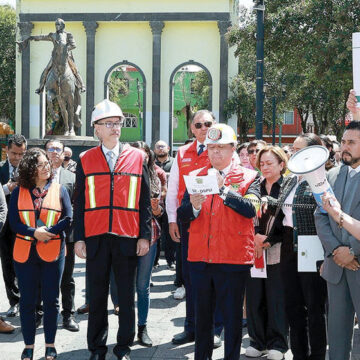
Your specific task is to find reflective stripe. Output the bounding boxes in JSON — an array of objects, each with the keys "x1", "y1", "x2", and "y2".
[
  {"x1": 46, "y1": 210, "x2": 56, "y2": 227},
  {"x1": 22, "y1": 211, "x2": 31, "y2": 240},
  {"x1": 88, "y1": 176, "x2": 96, "y2": 208},
  {"x1": 127, "y1": 176, "x2": 138, "y2": 209}
]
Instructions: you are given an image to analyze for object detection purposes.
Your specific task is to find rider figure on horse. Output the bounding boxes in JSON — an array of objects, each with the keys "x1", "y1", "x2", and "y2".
[{"x1": 18, "y1": 18, "x2": 86, "y2": 94}]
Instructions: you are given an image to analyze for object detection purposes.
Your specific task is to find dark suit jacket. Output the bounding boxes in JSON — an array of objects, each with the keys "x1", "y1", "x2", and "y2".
[
  {"x1": 0, "y1": 160, "x2": 10, "y2": 203},
  {"x1": 0, "y1": 160, "x2": 12, "y2": 241}
]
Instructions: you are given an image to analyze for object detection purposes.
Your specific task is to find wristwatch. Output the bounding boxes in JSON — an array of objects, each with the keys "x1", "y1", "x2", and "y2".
[
  {"x1": 219, "y1": 185, "x2": 229, "y2": 200},
  {"x1": 349, "y1": 247, "x2": 355, "y2": 257}
]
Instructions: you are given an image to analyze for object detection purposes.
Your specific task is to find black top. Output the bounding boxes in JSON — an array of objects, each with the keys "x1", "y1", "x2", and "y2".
[
  {"x1": 9, "y1": 184, "x2": 72, "y2": 240},
  {"x1": 257, "y1": 176, "x2": 285, "y2": 246},
  {"x1": 155, "y1": 156, "x2": 174, "y2": 174}
]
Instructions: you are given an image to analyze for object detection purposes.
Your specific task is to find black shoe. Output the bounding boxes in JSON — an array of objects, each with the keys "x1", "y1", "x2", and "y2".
[
  {"x1": 45, "y1": 347, "x2": 57, "y2": 359},
  {"x1": 21, "y1": 348, "x2": 33, "y2": 360},
  {"x1": 172, "y1": 331, "x2": 195, "y2": 345},
  {"x1": 63, "y1": 316, "x2": 80, "y2": 332},
  {"x1": 120, "y1": 355, "x2": 130, "y2": 360},
  {"x1": 167, "y1": 263, "x2": 175, "y2": 270},
  {"x1": 137, "y1": 325, "x2": 153, "y2": 347},
  {"x1": 7, "y1": 304, "x2": 19, "y2": 317},
  {"x1": 213, "y1": 334, "x2": 222, "y2": 349}
]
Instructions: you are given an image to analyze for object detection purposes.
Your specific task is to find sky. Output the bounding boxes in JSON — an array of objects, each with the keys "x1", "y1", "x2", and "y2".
[
  {"x1": 0, "y1": 0, "x2": 15, "y2": 7},
  {"x1": 0, "y1": 0, "x2": 253, "y2": 10}
]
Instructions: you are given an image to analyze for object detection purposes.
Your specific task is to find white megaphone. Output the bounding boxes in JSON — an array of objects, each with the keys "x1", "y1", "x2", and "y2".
[{"x1": 287, "y1": 145, "x2": 334, "y2": 213}]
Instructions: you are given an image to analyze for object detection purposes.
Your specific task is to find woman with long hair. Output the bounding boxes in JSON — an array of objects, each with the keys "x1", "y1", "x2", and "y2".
[
  {"x1": 245, "y1": 146, "x2": 288, "y2": 360},
  {"x1": 9, "y1": 148, "x2": 72, "y2": 360},
  {"x1": 130, "y1": 141, "x2": 163, "y2": 347}
]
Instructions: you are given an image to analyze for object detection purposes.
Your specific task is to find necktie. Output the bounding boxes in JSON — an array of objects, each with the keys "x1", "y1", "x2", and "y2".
[
  {"x1": 11, "y1": 167, "x2": 18, "y2": 181},
  {"x1": 198, "y1": 144, "x2": 205, "y2": 156},
  {"x1": 107, "y1": 151, "x2": 115, "y2": 171},
  {"x1": 219, "y1": 170, "x2": 225, "y2": 178}
]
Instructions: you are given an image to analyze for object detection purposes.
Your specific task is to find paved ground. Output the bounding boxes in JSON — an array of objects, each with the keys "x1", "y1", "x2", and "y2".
[{"x1": 1, "y1": 256, "x2": 360, "y2": 359}]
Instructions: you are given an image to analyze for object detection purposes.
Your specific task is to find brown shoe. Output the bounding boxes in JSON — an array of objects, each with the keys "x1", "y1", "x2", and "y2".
[
  {"x1": 0, "y1": 317, "x2": 15, "y2": 333},
  {"x1": 77, "y1": 304, "x2": 89, "y2": 314}
]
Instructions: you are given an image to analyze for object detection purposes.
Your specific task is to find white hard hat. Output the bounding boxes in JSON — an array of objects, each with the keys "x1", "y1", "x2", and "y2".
[
  {"x1": 204, "y1": 124, "x2": 237, "y2": 145},
  {"x1": 91, "y1": 99, "x2": 125, "y2": 126}
]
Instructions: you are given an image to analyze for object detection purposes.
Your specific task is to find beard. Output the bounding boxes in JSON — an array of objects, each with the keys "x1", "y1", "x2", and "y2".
[
  {"x1": 156, "y1": 153, "x2": 168, "y2": 159},
  {"x1": 342, "y1": 152, "x2": 360, "y2": 166}
]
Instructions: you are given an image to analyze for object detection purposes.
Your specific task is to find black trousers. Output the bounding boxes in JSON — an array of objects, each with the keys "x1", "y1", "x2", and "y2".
[
  {"x1": 0, "y1": 223, "x2": 19, "y2": 307},
  {"x1": 60, "y1": 242, "x2": 75, "y2": 319},
  {"x1": 86, "y1": 236, "x2": 137, "y2": 358},
  {"x1": 162, "y1": 212, "x2": 176, "y2": 265},
  {"x1": 190, "y1": 263, "x2": 249, "y2": 360},
  {"x1": 246, "y1": 263, "x2": 288, "y2": 353},
  {"x1": 281, "y1": 232, "x2": 327, "y2": 360}
]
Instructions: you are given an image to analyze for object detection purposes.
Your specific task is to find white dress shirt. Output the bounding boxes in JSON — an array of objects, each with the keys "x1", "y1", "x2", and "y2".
[
  {"x1": 102, "y1": 142, "x2": 120, "y2": 160},
  {"x1": 166, "y1": 141, "x2": 206, "y2": 223}
]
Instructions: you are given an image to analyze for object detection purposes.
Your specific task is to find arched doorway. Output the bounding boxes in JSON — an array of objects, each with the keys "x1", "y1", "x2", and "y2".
[
  {"x1": 104, "y1": 61, "x2": 146, "y2": 142},
  {"x1": 169, "y1": 60, "x2": 212, "y2": 150}
]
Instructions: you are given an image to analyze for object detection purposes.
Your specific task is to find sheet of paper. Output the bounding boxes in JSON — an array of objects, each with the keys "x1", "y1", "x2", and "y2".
[
  {"x1": 297, "y1": 235, "x2": 324, "y2": 272},
  {"x1": 353, "y1": 32, "x2": 360, "y2": 106},
  {"x1": 250, "y1": 250, "x2": 267, "y2": 278},
  {"x1": 183, "y1": 174, "x2": 219, "y2": 195}
]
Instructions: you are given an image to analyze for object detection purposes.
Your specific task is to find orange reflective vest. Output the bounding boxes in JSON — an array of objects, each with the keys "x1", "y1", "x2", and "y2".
[
  {"x1": 13, "y1": 183, "x2": 62, "y2": 263},
  {"x1": 188, "y1": 164, "x2": 258, "y2": 265},
  {"x1": 80, "y1": 144, "x2": 144, "y2": 239},
  {"x1": 177, "y1": 141, "x2": 209, "y2": 206}
]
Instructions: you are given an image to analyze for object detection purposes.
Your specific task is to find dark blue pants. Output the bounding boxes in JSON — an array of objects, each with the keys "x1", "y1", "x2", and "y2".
[
  {"x1": 180, "y1": 224, "x2": 223, "y2": 336},
  {"x1": 14, "y1": 243, "x2": 65, "y2": 345},
  {"x1": 190, "y1": 264, "x2": 249, "y2": 360}
]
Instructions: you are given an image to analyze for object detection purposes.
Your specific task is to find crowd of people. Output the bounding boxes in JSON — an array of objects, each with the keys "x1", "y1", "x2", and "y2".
[{"x1": 0, "y1": 90, "x2": 360, "y2": 360}]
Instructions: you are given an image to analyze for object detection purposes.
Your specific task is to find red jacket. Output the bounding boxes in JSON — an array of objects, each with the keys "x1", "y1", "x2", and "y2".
[
  {"x1": 188, "y1": 164, "x2": 258, "y2": 265},
  {"x1": 177, "y1": 141, "x2": 210, "y2": 205},
  {"x1": 80, "y1": 144, "x2": 144, "y2": 239}
]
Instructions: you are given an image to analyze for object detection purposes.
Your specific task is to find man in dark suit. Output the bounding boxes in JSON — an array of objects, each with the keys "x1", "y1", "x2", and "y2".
[
  {"x1": 0, "y1": 134, "x2": 26, "y2": 317},
  {"x1": 45, "y1": 138, "x2": 78, "y2": 332},
  {"x1": 74, "y1": 99, "x2": 152, "y2": 360}
]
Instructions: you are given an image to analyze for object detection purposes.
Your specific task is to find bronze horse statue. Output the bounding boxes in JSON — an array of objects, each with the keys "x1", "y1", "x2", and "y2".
[{"x1": 17, "y1": 18, "x2": 84, "y2": 136}]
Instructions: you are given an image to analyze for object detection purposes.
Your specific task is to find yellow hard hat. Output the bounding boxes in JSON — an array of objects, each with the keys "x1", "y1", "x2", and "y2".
[
  {"x1": 91, "y1": 99, "x2": 125, "y2": 126},
  {"x1": 204, "y1": 124, "x2": 237, "y2": 145}
]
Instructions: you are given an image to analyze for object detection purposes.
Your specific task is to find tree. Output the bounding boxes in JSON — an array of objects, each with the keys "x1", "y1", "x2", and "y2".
[
  {"x1": 0, "y1": 5, "x2": 16, "y2": 127},
  {"x1": 227, "y1": 1, "x2": 360, "y2": 138}
]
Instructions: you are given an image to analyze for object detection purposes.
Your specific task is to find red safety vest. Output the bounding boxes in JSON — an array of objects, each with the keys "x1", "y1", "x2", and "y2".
[
  {"x1": 80, "y1": 144, "x2": 144, "y2": 239},
  {"x1": 13, "y1": 183, "x2": 62, "y2": 263},
  {"x1": 177, "y1": 141, "x2": 209, "y2": 206},
  {"x1": 188, "y1": 164, "x2": 258, "y2": 265}
]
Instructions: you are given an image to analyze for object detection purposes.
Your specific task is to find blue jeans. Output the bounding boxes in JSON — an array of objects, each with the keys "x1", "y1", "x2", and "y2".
[
  {"x1": 14, "y1": 243, "x2": 65, "y2": 345},
  {"x1": 136, "y1": 242, "x2": 157, "y2": 326}
]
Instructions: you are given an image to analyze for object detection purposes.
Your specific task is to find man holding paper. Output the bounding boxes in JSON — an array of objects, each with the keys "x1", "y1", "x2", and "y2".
[{"x1": 177, "y1": 124, "x2": 260, "y2": 360}]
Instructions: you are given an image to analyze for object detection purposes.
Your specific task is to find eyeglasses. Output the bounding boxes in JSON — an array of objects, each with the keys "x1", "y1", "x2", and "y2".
[
  {"x1": 96, "y1": 121, "x2": 122, "y2": 129},
  {"x1": 47, "y1": 147, "x2": 63, "y2": 154},
  {"x1": 36, "y1": 161, "x2": 51, "y2": 170},
  {"x1": 248, "y1": 149, "x2": 260, "y2": 155},
  {"x1": 193, "y1": 121, "x2": 213, "y2": 129},
  {"x1": 155, "y1": 145, "x2": 166, "y2": 149}
]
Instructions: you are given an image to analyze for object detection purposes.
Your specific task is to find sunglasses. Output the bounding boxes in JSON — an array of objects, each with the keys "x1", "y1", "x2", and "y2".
[
  {"x1": 47, "y1": 147, "x2": 63, "y2": 154},
  {"x1": 193, "y1": 121, "x2": 213, "y2": 129},
  {"x1": 248, "y1": 149, "x2": 260, "y2": 155}
]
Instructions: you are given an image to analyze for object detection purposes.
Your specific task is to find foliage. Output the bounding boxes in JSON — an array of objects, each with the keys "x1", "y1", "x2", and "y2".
[
  {"x1": 0, "y1": 5, "x2": 16, "y2": 127},
  {"x1": 226, "y1": 0, "x2": 360, "y2": 139},
  {"x1": 109, "y1": 68, "x2": 130, "y2": 102}
]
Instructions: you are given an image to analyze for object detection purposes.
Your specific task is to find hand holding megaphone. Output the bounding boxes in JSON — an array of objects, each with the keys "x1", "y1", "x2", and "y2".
[{"x1": 321, "y1": 192, "x2": 341, "y2": 221}]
